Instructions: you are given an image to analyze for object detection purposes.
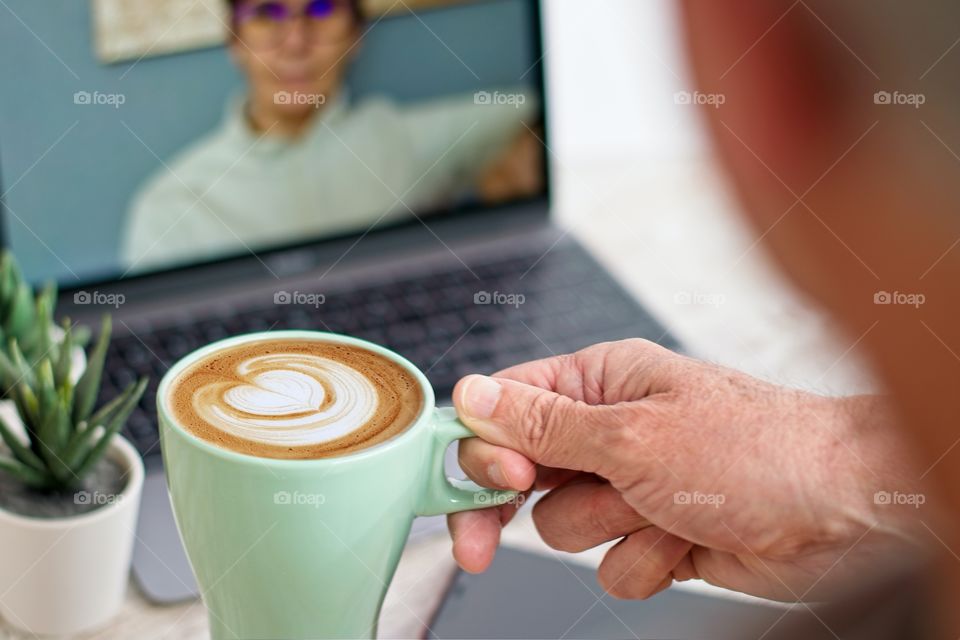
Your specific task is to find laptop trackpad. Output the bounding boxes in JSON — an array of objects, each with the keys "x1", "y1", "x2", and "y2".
[{"x1": 132, "y1": 470, "x2": 199, "y2": 603}]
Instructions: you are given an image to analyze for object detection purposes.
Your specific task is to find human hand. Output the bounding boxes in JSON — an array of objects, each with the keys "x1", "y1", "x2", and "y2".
[
  {"x1": 476, "y1": 127, "x2": 544, "y2": 203},
  {"x1": 448, "y1": 339, "x2": 927, "y2": 601}
]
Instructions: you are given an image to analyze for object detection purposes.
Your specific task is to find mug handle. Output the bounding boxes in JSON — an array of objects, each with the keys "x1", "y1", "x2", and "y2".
[{"x1": 415, "y1": 407, "x2": 519, "y2": 517}]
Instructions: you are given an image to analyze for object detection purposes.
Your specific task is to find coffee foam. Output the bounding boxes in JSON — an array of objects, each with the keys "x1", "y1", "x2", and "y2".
[{"x1": 169, "y1": 339, "x2": 424, "y2": 459}]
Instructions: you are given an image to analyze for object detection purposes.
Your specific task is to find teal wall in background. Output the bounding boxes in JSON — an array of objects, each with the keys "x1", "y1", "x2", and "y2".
[{"x1": 0, "y1": 0, "x2": 539, "y2": 285}]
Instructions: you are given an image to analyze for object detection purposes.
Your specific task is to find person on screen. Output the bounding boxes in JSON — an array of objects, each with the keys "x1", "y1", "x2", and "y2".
[{"x1": 121, "y1": 0, "x2": 541, "y2": 272}]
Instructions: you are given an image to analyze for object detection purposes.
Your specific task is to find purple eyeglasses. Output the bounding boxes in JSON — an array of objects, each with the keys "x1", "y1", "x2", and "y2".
[{"x1": 234, "y1": 0, "x2": 354, "y2": 48}]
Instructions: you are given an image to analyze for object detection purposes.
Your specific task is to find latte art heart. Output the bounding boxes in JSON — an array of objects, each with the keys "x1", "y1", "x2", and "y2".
[
  {"x1": 195, "y1": 354, "x2": 380, "y2": 447},
  {"x1": 170, "y1": 338, "x2": 424, "y2": 459},
  {"x1": 225, "y1": 369, "x2": 324, "y2": 416}
]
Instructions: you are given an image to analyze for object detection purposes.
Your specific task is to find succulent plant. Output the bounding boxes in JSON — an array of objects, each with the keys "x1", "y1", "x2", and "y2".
[
  {"x1": 0, "y1": 314, "x2": 147, "y2": 491},
  {"x1": 0, "y1": 251, "x2": 87, "y2": 385},
  {"x1": 0, "y1": 251, "x2": 147, "y2": 491}
]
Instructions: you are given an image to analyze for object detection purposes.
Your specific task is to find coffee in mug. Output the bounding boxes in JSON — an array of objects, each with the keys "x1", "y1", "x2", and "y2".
[
  {"x1": 167, "y1": 338, "x2": 424, "y2": 460},
  {"x1": 159, "y1": 331, "x2": 517, "y2": 639}
]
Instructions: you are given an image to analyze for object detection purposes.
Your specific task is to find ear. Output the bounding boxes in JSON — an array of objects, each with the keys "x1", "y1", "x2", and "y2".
[{"x1": 676, "y1": 0, "x2": 842, "y2": 209}]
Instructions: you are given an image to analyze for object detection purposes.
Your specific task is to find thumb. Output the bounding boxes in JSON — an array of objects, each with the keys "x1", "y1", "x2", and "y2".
[{"x1": 453, "y1": 374, "x2": 638, "y2": 474}]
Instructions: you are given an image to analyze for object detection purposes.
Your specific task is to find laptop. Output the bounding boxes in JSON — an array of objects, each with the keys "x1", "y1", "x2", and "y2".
[
  {"x1": 429, "y1": 547, "x2": 811, "y2": 639},
  {"x1": 0, "y1": 0, "x2": 678, "y2": 603}
]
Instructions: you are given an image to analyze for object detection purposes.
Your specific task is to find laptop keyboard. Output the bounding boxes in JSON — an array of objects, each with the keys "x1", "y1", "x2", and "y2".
[{"x1": 99, "y1": 241, "x2": 676, "y2": 459}]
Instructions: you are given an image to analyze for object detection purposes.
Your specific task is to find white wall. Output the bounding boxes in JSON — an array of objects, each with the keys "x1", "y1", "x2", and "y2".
[
  {"x1": 538, "y1": 1, "x2": 876, "y2": 393},
  {"x1": 543, "y1": 0, "x2": 708, "y2": 163}
]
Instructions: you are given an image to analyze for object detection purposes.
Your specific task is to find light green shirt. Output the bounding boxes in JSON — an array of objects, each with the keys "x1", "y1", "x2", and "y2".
[{"x1": 122, "y1": 90, "x2": 537, "y2": 272}]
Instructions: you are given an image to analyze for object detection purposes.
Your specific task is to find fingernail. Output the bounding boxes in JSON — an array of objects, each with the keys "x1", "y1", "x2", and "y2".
[
  {"x1": 487, "y1": 461, "x2": 508, "y2": 487},
  {"x1": 461, "y1": 375, "x2": 502, "y2": 420}
]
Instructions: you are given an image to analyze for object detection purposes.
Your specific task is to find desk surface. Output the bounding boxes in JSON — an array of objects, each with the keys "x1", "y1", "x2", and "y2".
[{"x1": 0, "y1": 158, "x2": 875, "y2": 639}]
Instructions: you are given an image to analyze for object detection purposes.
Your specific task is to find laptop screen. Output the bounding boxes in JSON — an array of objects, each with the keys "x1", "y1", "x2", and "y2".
[{"x1": 0, "y1": 0, "x2": 546, "y2": 287}]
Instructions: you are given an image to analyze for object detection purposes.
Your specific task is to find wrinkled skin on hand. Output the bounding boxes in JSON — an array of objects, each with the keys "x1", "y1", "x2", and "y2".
[{"x1": 447, "y1": 339, "x2": 926, "y2": 602}]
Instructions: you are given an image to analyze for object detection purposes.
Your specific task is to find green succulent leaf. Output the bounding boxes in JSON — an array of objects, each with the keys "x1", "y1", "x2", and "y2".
[
  {"x1": 54, "y1": 320, "x2": 73, "y2": 388},
  {"x1": 72, "y1": 325, "x2": 91, "y2": 348},
  {"x1": 32, "y1": 286, "x2": 57, "y2": 361},
  {"x1": 13, "y1": 383, "x2": 40, "y2": 436},
  {"x1": 37, "y1": 359, "x2": 57, "y2": 409},
  {"x1": 87, "y1": 390, "x2": 130, "y2": 432},
  {"x1": 0, "y1": 348, "x2": 20, "y2": 395},
  {"x1": 5, "y1": 280, "x2": 35, "y2": 345},
  {"x1": 58, "y1": 385, "x2": 73, "y2": 437},
  {"x1": 0, "y1": 412, "x2": 45, "y2": 473},
  {"x1": 8, "y1": 339, "x2": 35, "y2": 389},
  {"x1": 35, "y1": 403, "x2": 62, "y2": 469},
  {"x1": 62, "y1": 384, "x2": 132, "y2": 469},
  {"x1": 0, "y1": 455, "x2": 50, "y2": 489},
  {"x1": 73, "y1": 315, "x2": 111, "y2": 424},
  {"x1": 72, "y1": 377, "x2": 147, "y2": 479},
  {"x1": 0, "y1": 254, "x2": 19, "y2": 315},
  {"x1": 0, "y1": 251, "x2": 11, "y2": 289},
  {"x1": 106, "y1": 378, "x2": 147, "y2": 432}
]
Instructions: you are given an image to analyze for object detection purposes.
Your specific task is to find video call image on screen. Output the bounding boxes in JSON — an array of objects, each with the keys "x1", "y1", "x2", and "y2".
[{"x1": 0, "y1": 0, "x2": 544, "y2": 285}]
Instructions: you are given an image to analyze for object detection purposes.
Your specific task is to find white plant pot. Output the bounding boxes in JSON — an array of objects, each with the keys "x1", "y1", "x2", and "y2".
[{"x1": 0, "y1": 434, "x2": 144, "y2": 635}]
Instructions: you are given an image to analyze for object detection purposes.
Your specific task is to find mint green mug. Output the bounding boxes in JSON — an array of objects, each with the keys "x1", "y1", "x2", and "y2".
[{"x1": 158, "y1": 331, "x2": 516, "y2": 639}]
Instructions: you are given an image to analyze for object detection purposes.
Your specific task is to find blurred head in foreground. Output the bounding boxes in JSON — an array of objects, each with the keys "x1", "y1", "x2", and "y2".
[{"x1": 678, "y1": 0, "x2": 960, "y2": 633}]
